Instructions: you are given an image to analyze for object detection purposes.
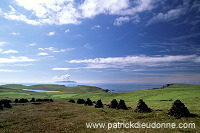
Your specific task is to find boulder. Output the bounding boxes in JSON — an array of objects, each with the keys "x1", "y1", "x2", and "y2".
[
  {"x1": 168, "y1": 99, "x2": 190, "y2": 118},
  {"x1": 134, "y1": 99, "x2": 152, "y2": 113},
  {"x1": 95, "y1": 100, "x2": 103, "y2": 108}
]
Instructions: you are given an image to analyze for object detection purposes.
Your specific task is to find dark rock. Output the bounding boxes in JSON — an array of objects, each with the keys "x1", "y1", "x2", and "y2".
[
  {"x1": 77, "y1": 98, "x2": 85, "y2": 104},
  {"x1": 85, "y1": 98, "x2": 93, "y2": 106},
  {"x1": 117, "y1": 99, "x2": 128, "y2": 110},
  {"x1": 134, "y1": 99, "x2": 152, "y2": 113},
  {"x1": 95, "y1": 100, "x2": 103, "y2": 108},
  {"x1": 109, "y1": 99, "x2": 118, "y2": 109},
  {"x1": 69, "y1": 99, "x2": 75, "y2": 103},
  {"x1": 168, "y1": 99, "x2": 190, "y2": 118}
]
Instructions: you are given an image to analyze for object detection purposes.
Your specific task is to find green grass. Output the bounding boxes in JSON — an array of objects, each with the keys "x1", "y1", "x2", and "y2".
[{"x1": 0, "y1": 83, "x2": 199, "y2": 133}]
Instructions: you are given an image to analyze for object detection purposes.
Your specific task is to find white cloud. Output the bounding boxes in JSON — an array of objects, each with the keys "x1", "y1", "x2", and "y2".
[
  {"x1": 52, "y1": 74, "x2": 71, "y2": 80},
  {"x1": 84, "y1": 44, "x2": 92, "y2": 49},
  {"x1": 0, "y1": 42, "x2": 7, "y2": 46},
  {"x1": 0, "y1": 69, "x2": 22, "y2": 72},
  {"x1": 38, "y1": 47, "x2": 54, "y2": 51},
  {"x1": 52, "y1": 67, "x2": 77, "y2": 71},
  {"x1": 38, "y1": 52, "x2": 48, "y2": 56},
  {"x1": 91, "y1": 25, "x2": 101, "y2": 29},
  {"x1": 48, "y1": 32, "x2": 55, "y2": 36},
  {"x1": 11, "y1": 32, "x2": 20, "y2": 35},
  {"x1": 27, "y1": 43, "x2": 37, "y2": 46},
  {"x1": 79, "y1": 0, "x2": 130, "y2": 18},
  {"x1": 65, "y1": 29, "x2": 70, "y2": 33},
  {"x1": 67, "y1": 55, "x2": 199, "y2": 69},
  {"x1": 0, "y1": 56, "x2": 36, "y2": 63},
  {"x1": 114, "y1": 14, "x2": 140, "y2": 26},
  {"x1": 147, "y1": 7, "x2": 186, "y2": 25},
  {"x1": 1, "y1": 0, "x2": 154, "y2": 25},
  {"x1": 114, "y1": 16, "x2": 131, "y2": 26},
  {"x1": 38, "y1": 47, "x2": 75, "y2": 53},
  {"x1": 2, "y1": 49, "x2": 18, "y2": 54}
]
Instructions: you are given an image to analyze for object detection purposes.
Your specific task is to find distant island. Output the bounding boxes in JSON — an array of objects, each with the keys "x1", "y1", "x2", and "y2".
[{"x1": 55, "y1": 81, "x2": 77, "y2": 83}]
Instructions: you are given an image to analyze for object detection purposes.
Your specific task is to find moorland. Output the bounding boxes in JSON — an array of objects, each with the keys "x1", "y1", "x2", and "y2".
[{"x1": 0, "y1": 83, "x2": 199, "y2": 133}]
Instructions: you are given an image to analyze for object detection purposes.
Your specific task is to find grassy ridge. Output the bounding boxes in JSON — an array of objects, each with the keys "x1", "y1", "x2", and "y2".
[{"x1": 0, "y1": 83, "x2": 200, "y2": 133}]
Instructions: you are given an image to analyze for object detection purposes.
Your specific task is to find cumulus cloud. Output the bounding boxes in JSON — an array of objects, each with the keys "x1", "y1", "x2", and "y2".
[
  {"x1": 52, "y1": 74, "x2": 71, "y2": 80},
  {"x1": 0, "y1": 56, "x2": 36, "y2": 63},
  {"x1": 1, "y1": 0, "x2": 155, "y2": 25}
]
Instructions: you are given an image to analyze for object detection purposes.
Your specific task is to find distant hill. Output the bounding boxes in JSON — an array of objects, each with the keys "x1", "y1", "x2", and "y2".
[{"x1": 55, "y1": 81, "x2": 77, "y2": 83}]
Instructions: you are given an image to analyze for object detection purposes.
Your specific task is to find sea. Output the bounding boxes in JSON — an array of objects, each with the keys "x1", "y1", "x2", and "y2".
[{"x1": 0, "y1": 82, "x2": 165, "y2": 93}]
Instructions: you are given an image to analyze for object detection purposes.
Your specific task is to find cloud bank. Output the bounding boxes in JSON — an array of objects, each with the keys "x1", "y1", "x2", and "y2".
[{"x1": 1, "y1": 0, "x2": 155, "y2": 25}]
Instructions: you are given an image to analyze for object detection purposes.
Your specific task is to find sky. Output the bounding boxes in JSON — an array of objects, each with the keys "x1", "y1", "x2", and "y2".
[{"x1": 0, "y1": 0, "x2": 200, "y2": 84}]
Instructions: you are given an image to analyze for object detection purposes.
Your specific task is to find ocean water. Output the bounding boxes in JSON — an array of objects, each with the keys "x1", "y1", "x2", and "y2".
[{"x1": 0, "y1": 82, "x2": 164, "y2": 93}]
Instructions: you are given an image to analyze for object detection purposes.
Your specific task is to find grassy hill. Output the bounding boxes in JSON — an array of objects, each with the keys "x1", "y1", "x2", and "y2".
[{"x1": 0, "y1": 83, "x2": 199, "y2": 133}]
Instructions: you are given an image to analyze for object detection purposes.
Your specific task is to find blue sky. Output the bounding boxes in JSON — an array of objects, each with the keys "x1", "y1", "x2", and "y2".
[{"x1": 0, "y1": 0, "x2": 200, "y2": 83}]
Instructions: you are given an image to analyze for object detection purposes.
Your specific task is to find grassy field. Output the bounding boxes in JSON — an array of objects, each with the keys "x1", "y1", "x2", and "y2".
[{"x1": 0, "y1": 83, "x2": 199, "y2": 133}]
